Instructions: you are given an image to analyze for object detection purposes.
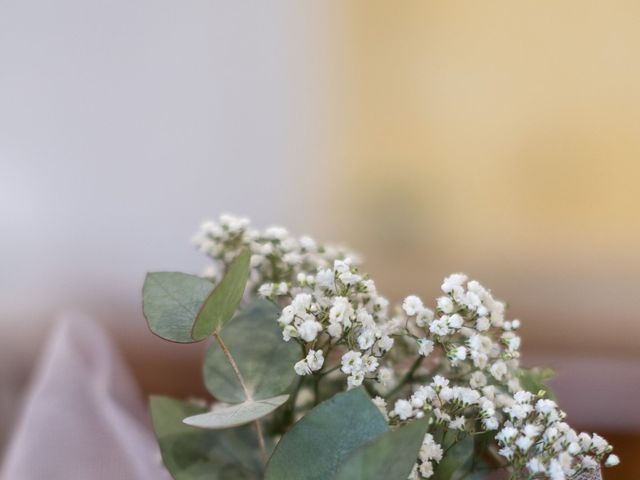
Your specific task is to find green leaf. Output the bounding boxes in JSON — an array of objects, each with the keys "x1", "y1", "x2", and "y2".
[
  {"x1": 264, "y1": 387, "x2": 389, "y2": 480},
  {"x1": 334, "y1": 418, "x2": 430, "y2": 480},
  {"x1": 149, "y1": 396, "x2": 261, "y2": 480},
  {"x1": 518, "y1": 367, "x2": 556, "y2": 400},
  {"x1": 143, "y1": 272, "x2": 214, "y2": 343},
  {"x1": 192, "y1": 249, "x2": 251, "y2": 340},
  {"x1": 182, "y1": 395, "x2": 289, "y2": 429},
  {"x1": 432, "y1": 434, "x2": 474, "y2": 480},
  {"x1": 203, "y1": 300, "x2": 300, "y2": 403}
]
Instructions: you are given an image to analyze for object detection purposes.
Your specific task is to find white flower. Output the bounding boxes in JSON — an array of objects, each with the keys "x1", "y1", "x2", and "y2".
[
  {"x1": 282, "y1": 325, "x2": 298, "y2": 342},
  {"x1": 375, "y1": 335, "x2": 394, "y2": 354},
  {"x1": 347, "y1": 371, "x2": 364, "y2": 389},
  {"x1": 297, "y1": 319, "x2": 322, "y2": 342},
  {"x1": 403, "y1": 295, "x2": 424, "y2": 316},
  {"x1": 449, "y1": 416, "x2": 465, "y2": 430},
  {"x1": 476, "y1": 316, "x2": 490, "y2": 331},
  {"x1": 339, "y1": 271, "x2": 362, "y2": 285},
  {"x1": 294, "y1": 359, "x2": 311, "y2": 376},
  {"x1": 357, "y1": 329, "x2": 376, "y2": 350},
  {"x1": 490, "y1": 361, "x2": 508, "y2": 381},
  {"x1": 416, "y1": 308, "x2": 434, "y2": 327},
  {"x1": 513, "y1": 391, "x2": 533, "y2": 404},
  {"x1": 276, "y1": 282, "x2": 289, "y2": 295},
  {"x1": 299, "y1": 235, "x2": 317, "y2": 251},
  {"x1": 451, "y1": 346, "x2": 467, "y2": 361},
  {"x1": 469, "y1": 371, "x2": 487, "y2": 389},
  {"x1": 447, "y1": 313, "x2": 464, "y2": 329},
  {"x1": 278, "y1": 306, "x2": 295, "y2": 326},
  {"x1": 372, "y1": 396, "x2": 388, "y2": 419},
  {"x1": 591, "y1": 434, "x2": 609, "y2": 454},
  {"x1": 333, "y1": 259, "x2": 351, "y2": 274},
  {"x1": 378, "y1": 367, "x2": 393, "y2": 385},
  {"x1": 291, "y1": 293, "x2": 312, "y2": 312},
  {"x1": 417, "y1": 339, "x2": 434, "y2": 357},
  {"x1": 315, "y1": 269, "x2": 335, "y2": 290},
  {"x1": 432, "y1": 375, "x2": 449, "y2": 390},
  {"x1": 329, "y1": 297, "x2": 353, "y2": 327},
  {"x1": 429, "y1": 318, "x2": 450, "y2": 336},
  {"x1": 327, "y1": 322, "x2": 342, "y2": 337},
  {"x1": 393, "y1": 399, "x2": 414, "y2": 420},
  {"x1": 515, "y1": 435, "x2": 533, "y2": 451},
  {"x1": 306, "y1": 350, "x2": 324, "y2": 371},
  {"x1": 507, "y1": 336, "x2": 521, "y2": 352},
  {"x1": 418, "y1": 461, "x2": 433, "y2": 478},
  {"x1": 605, "y1": 454, "x2": 620, "y2": 467},
  {"x1": 483, "y1": 417, "x2": 499, "y2": 430},
  {"x1": 441, "y1": 273, "x2": 468, "y2": 293},
  {"x1": 527, "y1": 458, "x2": 545, "y2": 473},
  {"x1": 341, "y1": 351, "x2": 363, "y2": 374},
  {"x1": 436, "y1": 296, "x2": 454, "y2": 314},
  {"x1": 536, "y1": 399, "x2": 558, "y2": 415},
  {"x1": 523, "y1": 423, "x2": 542, "y2": 438},
  {"x1": 258, "y1": 283, "x2": 274, "y2": 297},
  {"x1": 420, "y1": 434, "x2": 443, "y2": 462},
  {"x1": 264, "y1": 225, "x2": 288, "y2": 240},
  {"x1": 363, "y1": 355, "x2": 379, "y2": 373}
]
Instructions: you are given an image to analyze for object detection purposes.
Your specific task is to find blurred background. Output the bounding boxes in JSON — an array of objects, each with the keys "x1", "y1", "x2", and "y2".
[{"x1": 1, "y1": 0, "x2": 639, "y2": 477}]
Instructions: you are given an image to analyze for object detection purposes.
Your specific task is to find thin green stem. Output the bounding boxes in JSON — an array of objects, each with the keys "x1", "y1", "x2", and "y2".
[
  {"x1": 385, "y1": 355, "x2": 425, "y2": 399},
  {"x1": 213, "y1": 333, "x2": 267, "y2": 464}
]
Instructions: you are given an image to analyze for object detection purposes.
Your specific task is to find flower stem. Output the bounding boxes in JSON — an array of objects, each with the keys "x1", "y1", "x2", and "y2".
[
  {"x1": 385, "y1": 355, "x2": 425, "y2": 400},
  {"x1": 213, "y1": 332, "x2": 267, "y2": 463}
]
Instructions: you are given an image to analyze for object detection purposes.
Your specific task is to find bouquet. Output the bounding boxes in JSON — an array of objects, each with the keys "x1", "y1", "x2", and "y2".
[{"x1": 143, "y1": 215, "x2": 619, "y2": 479}]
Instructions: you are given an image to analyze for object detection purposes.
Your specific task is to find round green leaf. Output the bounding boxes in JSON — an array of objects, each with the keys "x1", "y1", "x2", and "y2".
[
  {"x1": 149, "y1": 396, "x2": 261, "y2": 479},
  {"x1": 203, "y1": 300, "x2": 300, "y2": 403},
  {"x1": 265, "y1": 387, "x2": 389, "y2": 480},
  {"x1": 183, "y1": 395, "x2": 289, "y2": 429},
  {"x1": 334, "y1": 418, "x2": 430, "y2": 480},
  {"x1": 143, "y1": 272, "x2": 214, "y2": 343},
  {"x1": 192, "y1": 249, "x2": 251, "y2": 340}
]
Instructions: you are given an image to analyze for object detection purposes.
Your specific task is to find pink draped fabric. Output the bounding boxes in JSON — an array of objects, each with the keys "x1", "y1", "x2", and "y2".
[{"x1": 1, "y1": 314, "x2": 171, "y2": 480}]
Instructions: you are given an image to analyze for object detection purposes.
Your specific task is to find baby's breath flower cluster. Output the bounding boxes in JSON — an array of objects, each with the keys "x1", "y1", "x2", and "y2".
[
  {"x1": 193, "y1": 216, "x2": 619, "y2": 480},
  {"x1": 495, "y1": 392, "x2": 618, "y2": 479},
  {"x1": 192, "y1": 214, "x2": 355, "y2": 294},
  {"x1": 262, "y1": 257, "x2": 398, "y2": 389}
]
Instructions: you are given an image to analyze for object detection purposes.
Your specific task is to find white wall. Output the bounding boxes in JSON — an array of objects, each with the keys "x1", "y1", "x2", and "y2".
[
  {"x1": 0, "y1": 0, "x2": 336, "y2": 330},
  {"x1": 0, "y1": 0, "x2": 341, "y2": 454}
]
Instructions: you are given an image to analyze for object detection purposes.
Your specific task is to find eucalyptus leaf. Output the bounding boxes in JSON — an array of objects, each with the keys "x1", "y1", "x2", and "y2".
[
  {"x1": 143, "y1": 272, "x2": 214, "y2": 343},
  {"x1": 519, "y1": 367, "x2": 556, "y2": 400},
  {"x1": 149, "y1": 396, "x2": 261, "y2": 480},
  {"x1": 204, "y1": 300, "x2": 300, "y2": 403},
  {"x1": 192, "y1": 249, "x2": 251, "y2": 340},
  {"x1": 264, "y1": 387, "x2": 388, "y2": 480},
  {"x1": 334, "y1": 418, "x2": 430, "y2": 480},
  {"x1": 432, "y1": 434, "x2": 474, "y2": 480},
  {"x1": 183, "y1": 395, "x2": 289, "y2": 429}
]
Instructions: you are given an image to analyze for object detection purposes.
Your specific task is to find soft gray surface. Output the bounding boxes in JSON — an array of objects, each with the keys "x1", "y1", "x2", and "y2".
[{"x1": 1, "y1": 315, "x2": 171, "y2": 480}]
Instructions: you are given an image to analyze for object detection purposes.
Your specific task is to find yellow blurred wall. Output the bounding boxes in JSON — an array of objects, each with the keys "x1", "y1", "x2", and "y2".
[{"x1": 324, "y1": 1, "x2": 640, "y2": 355}]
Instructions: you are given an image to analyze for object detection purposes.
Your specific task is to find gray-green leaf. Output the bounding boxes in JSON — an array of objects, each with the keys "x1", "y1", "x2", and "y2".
[
  {"x1": 143, "y1": 272, "x2": 214, "y2": 343},
  {"x1": 264, "y1": 387, "x2": 388, "y2": 480},
  {"x1": 203, "y1": 300, "x2": 300, "y2": 403},
  {"x1": 192, "y1": 249, "x2": 251, "y2": 340},
  {"x1": 149, "y1": 396, "x2": 261, "y2": 480},
  {"x1": 334, "y1": 418, "x2": 430, "y2": 480},
  {"x1": 519, "y1": 367, "x2": 556, "y2": 400},
  {"x1": 183, "y1": 395, "x2": 289, "y2": 429},
  {"x1": 432, "y1": 434, "x2": 474, "y2": 480}
]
